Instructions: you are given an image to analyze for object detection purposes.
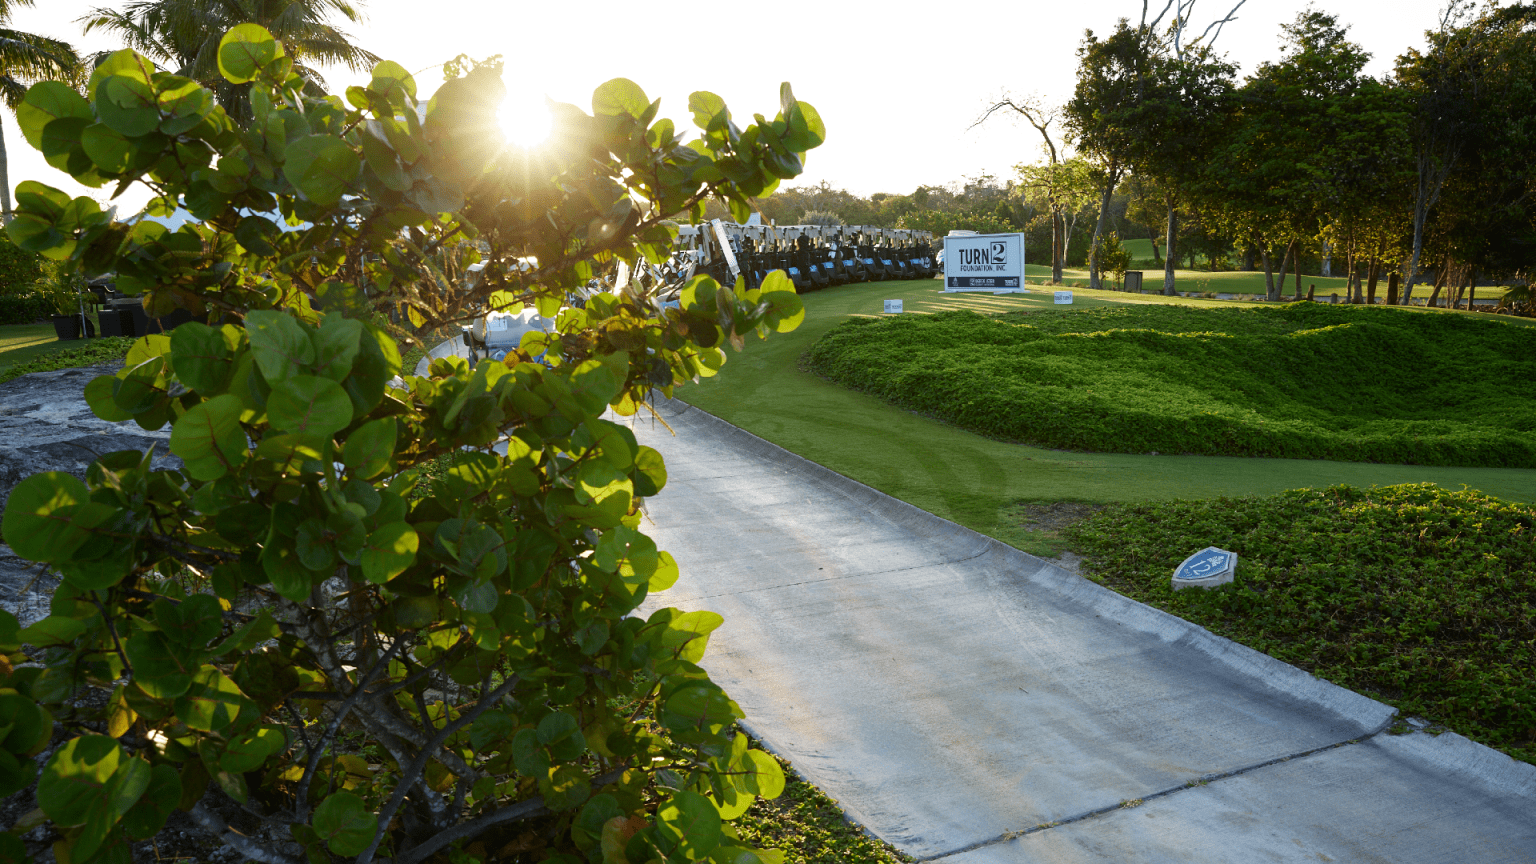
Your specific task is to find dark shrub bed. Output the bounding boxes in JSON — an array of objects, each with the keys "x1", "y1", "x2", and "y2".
[{"x1": 1065, "y1": 484, "x2": 1535, "y2": 764}]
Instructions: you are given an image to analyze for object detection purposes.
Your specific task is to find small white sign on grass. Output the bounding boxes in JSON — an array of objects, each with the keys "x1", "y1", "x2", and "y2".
[
  {"x1": 883, "y1": 299, "x2": 903, "y2": 314},
  {"x1": 1054, "y1": 291, "x2": 1073, "y2": 304}
]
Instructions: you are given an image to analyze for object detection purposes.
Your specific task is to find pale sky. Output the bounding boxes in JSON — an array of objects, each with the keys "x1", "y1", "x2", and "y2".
[{"x1": 6, "y1": 0, "x2": 1443, "y2": 215}]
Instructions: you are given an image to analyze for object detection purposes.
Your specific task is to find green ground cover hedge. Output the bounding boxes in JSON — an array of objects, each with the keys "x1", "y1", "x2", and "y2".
[
  {"x1": 1064, "y1": 484, "x2": 1535, "y2": 764},
  {"x1": 806, "y1": 303, "x2": 1536, "y2": 467}
]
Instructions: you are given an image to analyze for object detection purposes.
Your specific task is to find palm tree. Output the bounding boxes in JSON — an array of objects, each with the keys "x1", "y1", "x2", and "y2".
[
  {"x1": 78, "y1": 0, "x2": 379, "y2": 123},
  {"x1": 0, "y1": 0, "x2": 81, "y2": 221}
]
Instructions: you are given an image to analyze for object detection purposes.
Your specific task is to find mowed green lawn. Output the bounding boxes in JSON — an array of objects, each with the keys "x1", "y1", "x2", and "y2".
[
  {"x1": 0, "y1": 324, "x2": 67, "y2": 369},
  {"x1": 673, "y1": 279, "x2": 1536, "y2": 548}
]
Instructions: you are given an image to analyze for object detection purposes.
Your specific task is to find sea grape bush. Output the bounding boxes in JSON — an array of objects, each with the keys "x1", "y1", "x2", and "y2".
[{"x1": 1, "y1": 23, "x2": 822, "y2": 864}]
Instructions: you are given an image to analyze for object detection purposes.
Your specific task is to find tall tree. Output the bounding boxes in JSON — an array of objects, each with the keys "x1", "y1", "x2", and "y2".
[
  {"x1": 0, "y1": 0, "x2": 81, "y2": 221},
  {"x1": 1204, "y1": 10, "x2": 1375, "y2": 301},
  {"x1": 1066, "y1": 4, "x2": 1238, "y2": 291},
  {"x1": 973, "y1": 95, "x2": 1074, "y2": 281},
  {"x1": 1398, "y1": 2, "x2": 1536, "y2": 303},
  {"x1": 79, "y1": 0, "x2": 379, "y2": 122}
]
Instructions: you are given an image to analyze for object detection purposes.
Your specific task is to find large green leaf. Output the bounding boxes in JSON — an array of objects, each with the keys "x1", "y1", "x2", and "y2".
[
  {"x1": 661, "y1": 681, "x2": 735, "y2": 738},
  {"x1": 632, "y1": 445, "x2": 667, "y2": 497},
  {"x1": 38, "y1": 736, "x2": 121, "y2": 826},
  {"x1": 312, "y1": 791, "x2": 375, "y2": 856},
  {"x1": 267, "y1": 375, "x2": 353, "y2": 437},
  {"x1": 169, "y1": 394, "x2": 248, "y2": 480},
  {"x1": 2, "y1": 472, "x2": 91, "y2": 563},
  {"x1": 0, "y1": 694, "x2": 52, "y2": 759},
  {"x1": 120, "y1": 764, "x2": 181, "y2": 839},
  {"x1": 657, "y1": 609, "x2": 724, "y2": 663},
  {"x1": 80, "y1": 123, "x2": 133, "y2": 174},
  {"x1": 220, "y1": 726, "x2": 286, "y2": 773},
  {"x1": 172, "y1": 667, "x2": 245, "y2": 732},
  {"x1": 217, "y1": 23, "x2": 282, "y2": 85},
  {"x1": 593, "y1": 78, "x2": 649, "y2": 119},
  {"x1": 17, "y1": 82, "x2": 91, "y2": 150},
  {"x1": 125, "y1": 631, "x2": 198, "y2": 699},
  {"x1": 342, "y1": 418, "x2": 396, "y2": 479},
  {"x1": 655, "y1": 790, "x2": 723, "y2": 859},
  {"x1": 744, "y1": 749, "x2": 785, "y2": 798},
  {"x1": 313, "y1": 313, "x2": 362, "y2": 380},
  {"x1": 284, "y1": 134, "x2": 359, "y2": 207},
  {"x1": 245, "y1": 310, "x2": 315, "y2": 382},
  {"x1": 40, "y1": 117, "x2": 88, "y2": 172},
  {"x1": 360, "y1": 522, "x2": 418, "y2": 584},
  {"x1": 262, "y1": 542, "x2": 321, "y2": 601},
  {"x1": 170, "y1": 322, "x2": 240, "y2": 393},
  {"x1": 153, "y1": 595, "x2": 224, "y2": 648},
  {"x1": 99, "y1": 76, "x2": 160, "y2": 138}
]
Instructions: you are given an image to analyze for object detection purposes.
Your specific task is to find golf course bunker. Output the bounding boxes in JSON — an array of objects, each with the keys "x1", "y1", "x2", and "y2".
[{"x1": 806, "y1": 303, "x2": 1536, "y2": 467}]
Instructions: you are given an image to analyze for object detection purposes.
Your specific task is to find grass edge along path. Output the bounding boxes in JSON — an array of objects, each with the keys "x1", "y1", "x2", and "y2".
[
  {"x1": 1065, "y1": 484, "x2": 1536, "y2": 766},
  {"x1": 672, "y1": 280, "x2": 1536, "y2": 550},
  {"x1": 0, "y1": 336, "x2": 134, "y2": 385}
]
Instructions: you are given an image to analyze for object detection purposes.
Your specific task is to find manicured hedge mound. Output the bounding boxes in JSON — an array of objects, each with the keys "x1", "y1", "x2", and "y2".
[
  {"x1": 1064, "y1": 484, "x2": 1536, "y2": 764},
  {"x1": 805, "y1": 303, "x2": 1536, "y2": 466}
]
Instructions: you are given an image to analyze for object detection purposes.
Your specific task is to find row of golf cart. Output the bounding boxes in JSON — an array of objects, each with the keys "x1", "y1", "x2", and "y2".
[
  {"x1": 438, "y1": 220, "x2": 939, "y2": 374},
  {"x1": 669, "y1": 221, "x2": 938, "y2": 293}
]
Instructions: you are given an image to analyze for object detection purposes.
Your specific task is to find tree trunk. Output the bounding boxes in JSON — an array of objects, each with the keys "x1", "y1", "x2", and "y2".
[
  {"x1": 1466, "y1": 268, "x2": 1477, "y2": 310},
  {"x1": 1387, "y1": 270, "x2": 1400, "y2": 305},
  {"x1": 0, "y1": 123, "x2": 11, "y2": 223},
  {"x1": 1320, "y1": 239, "x2": 1331, "y2": 277},
  {"x1": 1293, "y1": 263, "x2": 1302, "y2": 302},
  {"x1": 1261, "y1": 245, "x2": 1274, "y2": 298},
  {"x1": 1088, "y1": 161, "x2": 1121, "y2": 292},
  {"x1": 1241, "y1": 245, "x2": 1256, "y2": 271},
  {"x1": 1162, "y1": 198, "x2": 1177, "y2": 295},
  {"x1": 1365, "y1": 257, "x2": 1380, "y2": 305},
  {"x1": 1151, "y1": 235, "x2": 1164, "y2": 267},
  {"x1": 1052, "y1": 205, "x2": 1064, "y2": 283},
  {"x1": 1270, "y1": 240, "x2": 1294, "y2": 303},
  {"x1": 1425, "y1": 257, "x2": 1450, "y2": 307}
]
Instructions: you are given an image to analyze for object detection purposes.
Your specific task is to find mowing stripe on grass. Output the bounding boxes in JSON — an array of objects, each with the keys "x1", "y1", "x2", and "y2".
[{"x1": 674, "y1": 280, "x2": 1535, "y2": 547}]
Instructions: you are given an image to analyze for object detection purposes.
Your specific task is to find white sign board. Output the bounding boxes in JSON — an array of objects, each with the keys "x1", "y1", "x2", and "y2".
[
  {"x1": 1054, "y1": 291, "x2": 1073, "y2": 304},
  {"x1": 943, "y1": 232, "x2": 1024, "y2": 292},
  {"x1": 883, "y1": 299, "x2": 903, "y2": 314}
]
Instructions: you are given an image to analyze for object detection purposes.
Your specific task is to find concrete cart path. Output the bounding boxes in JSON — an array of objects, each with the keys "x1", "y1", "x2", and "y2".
[{"x1": 619, "y1": 400, "x2": 1536, "y2": 864}]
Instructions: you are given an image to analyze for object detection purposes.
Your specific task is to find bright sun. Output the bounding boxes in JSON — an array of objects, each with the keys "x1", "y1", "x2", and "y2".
[{"x1": 498, "y1": 95, "x2": 552, "y2": 149}]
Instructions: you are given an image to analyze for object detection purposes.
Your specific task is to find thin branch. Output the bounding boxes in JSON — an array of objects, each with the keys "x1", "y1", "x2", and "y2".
[
  {"x1": 356, "y1": 673, "x2": 523, "y2": 864},
  {"x1": 294, "y1": 636, "x2": 410, "y2": 823},
  {"x1": 390, "y1": 769, "x2": 628, "y2": 864},
  {"x1": 188, "y1": 803, "x2": 306, "y2": 864},
  {"x1": 1196, "y1": 0, "x2": 1248, "y2": 48}
]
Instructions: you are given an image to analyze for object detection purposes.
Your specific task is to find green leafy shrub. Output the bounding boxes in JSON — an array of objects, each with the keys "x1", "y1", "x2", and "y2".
[
  {"x1": 1096, "y1": 231, "x2": 1131, "y2": 286},
  {"x1": 1064, "y1": 484, "x2": 1536, "y2": 764},
  {"x1": 805, "y1": 303, "x2": 1536, "y2": 467},
  {"x1": 2, "y1": 24, "x2": 822, "y2": 864},
  {"x1": 0, "y1": 294, "x2": 56, "y2": 325},
  {"x1": 0, "y1": 234, "x2": 45, "y2": 295}
]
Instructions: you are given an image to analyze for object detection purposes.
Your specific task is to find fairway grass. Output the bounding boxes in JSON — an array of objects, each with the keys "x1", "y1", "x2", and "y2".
[{"x1": 673, "y1": 279, "x2": 1536, "y2": 550}]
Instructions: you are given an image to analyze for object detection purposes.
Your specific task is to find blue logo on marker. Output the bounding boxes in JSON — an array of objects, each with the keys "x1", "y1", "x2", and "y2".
[{"x1": 1173, "y1": 547, "x2": 1235, "y2": 581}]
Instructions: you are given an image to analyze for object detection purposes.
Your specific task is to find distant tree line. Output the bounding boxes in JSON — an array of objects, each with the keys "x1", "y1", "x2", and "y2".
[{"x1": 1051, "y1": 1, "x2": 1536, "y2": 305}]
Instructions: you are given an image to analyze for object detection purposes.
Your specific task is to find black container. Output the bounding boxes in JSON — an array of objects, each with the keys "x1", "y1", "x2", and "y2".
[
  {"x1": 52, "y1": 314, "x2": 96, "y2": 341},
  {"x1": 98, "y1": 308, "x2": 135, "y2": 337},
  {"x1": 126, "y1": 305, "x2": 200, "y2": 336}
]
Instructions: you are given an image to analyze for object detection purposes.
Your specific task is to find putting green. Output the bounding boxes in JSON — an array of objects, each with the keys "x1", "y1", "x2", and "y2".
[{"x1": 673, "y1": 279, "x2": 1536, "y2": 547}]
